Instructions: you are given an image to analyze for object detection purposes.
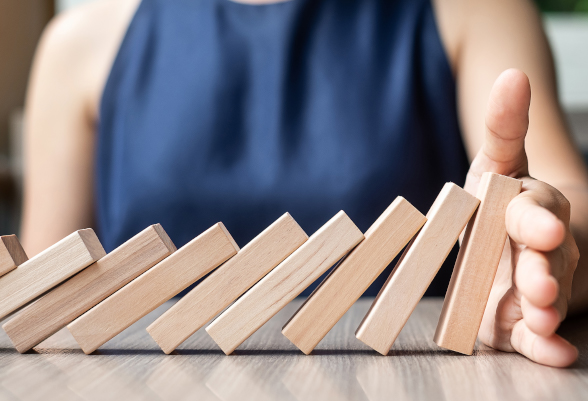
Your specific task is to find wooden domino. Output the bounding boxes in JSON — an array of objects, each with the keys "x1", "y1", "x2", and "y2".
[
  {"x1": 206, "y1": 211, "x2": 364, "y2": 355},
  {"x1": 0, "y1": 235, "x2": 28, "y2": 277},
  {"x1": 4, "y1": 224, "x2": 176, "y2": 353},
  {"x1": 280, "y1": 198, "x2": 426, "y2": 354},
  {"x1": 434, "y1": 173, "x2": 522, "y2": 355},
  {"x1": 67, "y1": 223, "x2": 239, "y2": 354},
  {"x1": 147, "y1": 213, "x2": 308, "y2": 354},
  {"x1": 0, "y1": 229, "x2": 105, "y2": 321},
  {"x1": 355, "y1": 183, "x2": 480, "y2": 354}
]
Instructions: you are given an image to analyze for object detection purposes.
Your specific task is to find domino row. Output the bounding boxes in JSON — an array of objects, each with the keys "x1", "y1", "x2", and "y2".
[{"x1": 0, "y1": 172, "x2": 521, "y2": 356}]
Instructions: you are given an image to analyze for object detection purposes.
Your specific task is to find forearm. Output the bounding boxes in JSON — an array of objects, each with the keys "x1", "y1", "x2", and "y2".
[{"x1": 560, "y1": 187, "x2": 588, "y2": 315}]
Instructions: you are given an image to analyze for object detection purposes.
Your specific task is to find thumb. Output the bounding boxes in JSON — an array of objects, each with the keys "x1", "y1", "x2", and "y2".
[{"x1": 468, "y1": 69, "x2": 531, "y2": 186}]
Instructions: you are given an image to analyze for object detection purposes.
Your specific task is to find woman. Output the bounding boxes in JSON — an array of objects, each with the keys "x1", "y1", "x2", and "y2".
[{"x1": 21, "y1": 0, "x2": 588, "y2": 367}]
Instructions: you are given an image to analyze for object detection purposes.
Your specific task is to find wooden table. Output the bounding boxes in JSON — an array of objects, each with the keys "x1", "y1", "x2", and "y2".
[{"x1": 0, "y1": 298, "x2": 586, "y2": 401}]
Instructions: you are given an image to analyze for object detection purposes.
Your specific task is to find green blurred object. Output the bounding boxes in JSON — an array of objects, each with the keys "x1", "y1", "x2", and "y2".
[
  {"x1": 535, "y1": 0, "x2": 588, "y2": 12},
  {"x1": 576, "y1": 0, "x2": 588, "y2": 12}
]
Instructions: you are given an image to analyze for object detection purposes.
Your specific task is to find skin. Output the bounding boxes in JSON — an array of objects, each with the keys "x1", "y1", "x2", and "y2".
[{"x1": 20, "y1": 0, "x2": 588, "y2": 367}]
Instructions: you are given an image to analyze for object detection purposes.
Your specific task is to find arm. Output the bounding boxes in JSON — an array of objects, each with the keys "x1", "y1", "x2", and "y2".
[
  {"x1": 20, "y1": 0, "x2": 138, "y2": 256},
  {"x1": 434, "y1": 0, "x2": 588, "y2": 366}
]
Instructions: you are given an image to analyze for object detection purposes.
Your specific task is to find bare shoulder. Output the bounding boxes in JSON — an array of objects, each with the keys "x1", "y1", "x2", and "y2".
[
  {"x1": 430, "y1": 0, "x2": 467, "y2": 73},
  {"x1": 36, "y1": 0, "x2": 141, "y2": 118},
  {"x1": 431, "y1": 0, "x2": 543, "y2": 74}
]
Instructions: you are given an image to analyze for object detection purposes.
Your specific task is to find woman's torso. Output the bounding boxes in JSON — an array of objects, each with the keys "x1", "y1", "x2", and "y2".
[{"x1": 97, "y1": 0, "x2": 469, "y2": 296}]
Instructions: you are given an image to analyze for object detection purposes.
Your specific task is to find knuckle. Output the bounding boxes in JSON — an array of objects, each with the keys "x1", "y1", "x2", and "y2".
[
  {"x1": 572, "y1": 238, "x2": 580, "y2": 260},
  {"x1": 558, "y1": 194, "x2": 572, "y2": 221},
  {"x1": 527, "y1": 180, "x2": 572, "y2": 221},
  {"x1": 568, "y1": 237, "x2": 580, "y2": 266},
  {"x1": 561, "y1": 230, "x2": 581, "y2": 265}
]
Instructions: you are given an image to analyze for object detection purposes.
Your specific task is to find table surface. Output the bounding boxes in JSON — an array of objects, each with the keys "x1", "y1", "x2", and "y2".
[{"x1": 0, "y1": 298, "x2": 587, "y2": 401}]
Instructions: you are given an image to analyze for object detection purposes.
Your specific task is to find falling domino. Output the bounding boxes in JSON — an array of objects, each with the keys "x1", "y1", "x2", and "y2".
[
  {"x1": 0, "y1": 229, "x2": 105, "y2": 321},
  {"x1": 0, "y1": 235, "x2": 28, "y2": 277},
  {"x1": 281, "y1": 198, "x2": 426, "y2": 355},
  {"x1": 206, "y1": 211, "x2": 364, "y2": 355},
  {"x1": 434, "y1": 173, "x2": 522, "y2": 355},
  {"x1": 355, "y1": 183, "x2": 480, "y2": 354},
  {"x1": 67, "y1": 223, "x2": 239, "y2": 354},
  {"x1": 4, "y1": 224, "x2": 176, "y2": 353},
  {"x1": 147, "y1": 213, "x2": 308, "y2": 354}
]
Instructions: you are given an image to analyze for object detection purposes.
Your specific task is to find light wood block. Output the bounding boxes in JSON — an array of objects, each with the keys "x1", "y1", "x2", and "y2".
[
  {"x1": 147, "y1": 213, "x2": 308, "y2": 354},
  {"x1": 4, "y1": 224, "x2": 176, "y2": 353},
  {"x1": 355, "y1": 183, "x2": 480, "y2": 354},
  {"x1": 0, "y1": 235, "x2": 28, "y2": 277},
  {"x1": 281, "y1": 198, "x2": 426, "y2": 355},
  {"x1": 0, "y1": 229, "x2": 105, "y2": 321},
  {"x1": 207, "y1": 211, "x2": 364, "y2": 355},
  {"x1": 434, "y1": 173, "x2": 522, "y2": 355},
  {"x1": 67, "y1": 223, "x2": 239, "y2": 354}
]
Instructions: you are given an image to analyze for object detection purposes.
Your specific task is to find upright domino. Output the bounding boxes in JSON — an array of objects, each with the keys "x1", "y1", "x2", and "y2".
[
  {"x1": 0, "y1": 229, "x2": 105, "y2": 321},
  {"x1": 434, "y1": 173, "x2": 522, "y2": 355},
  {"x1": 207, "y1": 211, "x2": 364, "y2": 355},
  {"x1": 0, "y1": 235, "x2": 28, "y2": 277},
  {"x1": 67, "y1": 223, "x2": 239, "y2": 354},
  {"x1": 282, "y1": 198, "x2": 426, "y2": 355},
  {"x1": 4, "y1": 224, "x2": 176, "y2": 353},
  {"x1": 147, "y1": 213, "x2": 308, "y2": 354},
  {"x1": 355, "y1": 183, "x2": 480, "y2": 354}
]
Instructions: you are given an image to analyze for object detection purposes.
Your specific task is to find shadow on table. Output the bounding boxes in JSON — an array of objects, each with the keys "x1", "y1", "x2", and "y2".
[
  {"x1": 230, "y1": 349, "x2": 301, "y2": 356},
  {"x1": 386, "y1": 348, "x2": 457, "y2": 357},
  {"x1": 0, "y1": 348, "x2": 18, "y2": 354},
  {"x1": 92, "y1": 348, "x2": 166, "y2": 356},
  {"x1": 1, "y1": 347, "x2": 501, "y2": 357},
  {"x1": 172, "y1": 349, "x2": 225, "y2": 356}
]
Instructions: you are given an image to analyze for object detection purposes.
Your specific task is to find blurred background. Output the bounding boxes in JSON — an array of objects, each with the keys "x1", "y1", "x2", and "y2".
[{"x1": 1, "y1": 0, "x2": 587, "y2": 236}]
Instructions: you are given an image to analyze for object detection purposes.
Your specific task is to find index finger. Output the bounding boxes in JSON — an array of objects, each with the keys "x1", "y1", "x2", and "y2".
[{"x1": 506, "y1": 192, "x2": 566, "y2": 251}]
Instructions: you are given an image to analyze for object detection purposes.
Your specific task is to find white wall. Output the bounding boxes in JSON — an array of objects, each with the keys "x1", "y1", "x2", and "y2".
[
  {"x1": 544, "y1": 14, "x2": 588, "y2": 112},
  {"x1": 56, "y1": 0, "x2": 96, "y2": 13}
]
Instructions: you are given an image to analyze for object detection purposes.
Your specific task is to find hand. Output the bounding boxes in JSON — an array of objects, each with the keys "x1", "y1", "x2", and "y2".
[{"x1": 464, "y1": 69, "x2": 580, "y2": 367}]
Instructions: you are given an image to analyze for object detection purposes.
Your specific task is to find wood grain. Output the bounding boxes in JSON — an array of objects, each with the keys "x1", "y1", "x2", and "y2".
[
  {"x1": 4, "y1": 224, "x2": 177, "y2": 353},
  {"x1": 147, "y1": 358, "x2": 219, "y2": 401},
  {"x1": 434, "y1": 173, "x2": 522, "y2": 355},
  {"x1": 282, "y1": 357, "x2": 351, "y2": 401},
  {"x1": 147, "y1": 213, "x2": 308, "y2": 354},
  {"x1": 0, "y1": 299, "x2": 586, "y2": 401},
  {"x1": 207, "y1": 211, "x2": 364, "y2": 355},
  {"x1": 67, "y1": 223, "x2": 239, "y2": 354},
  {"x1": 0, "y1": 229, "x2": 105, "y2": 321},
  {"x1": 0, "y1": 235, "x2": 28, "y2": 277},
  {"x1": 281, "y1": 198, "x2": 426, "y2": 354},
  {"x1": 355, "y1": 183, "x2": 480, "y2": 354}
]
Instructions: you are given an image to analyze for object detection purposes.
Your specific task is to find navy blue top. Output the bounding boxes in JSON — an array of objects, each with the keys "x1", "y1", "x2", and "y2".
[{"x1": 97, "y1": 0, "x2": 469, "y2": 296}]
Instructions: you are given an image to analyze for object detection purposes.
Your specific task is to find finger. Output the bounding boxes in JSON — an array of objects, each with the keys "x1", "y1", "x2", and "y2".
[
  {"x1": 521, "y1": 295, "x2": 561, "y2": 337},
  {"x1": 475, "y1": 69, "x2": 531, "y2": 177},
  {"x1": 507, "y1": 193, "x2": 566, "y2": 251},
  {"x1": 519, "y1": 178, "x2": 572, "y2": 222},
  {"x1": 511, "y1": 320, "x2": 578, "y2": 367},
  {"x1": 515, "y1": 248, "x2": 559, "y2": 307}
]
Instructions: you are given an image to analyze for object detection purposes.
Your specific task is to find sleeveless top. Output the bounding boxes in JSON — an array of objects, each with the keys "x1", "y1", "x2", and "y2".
[{"x1": 97, "y1": 0, "x2": 470, "y2": 296}]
